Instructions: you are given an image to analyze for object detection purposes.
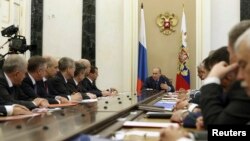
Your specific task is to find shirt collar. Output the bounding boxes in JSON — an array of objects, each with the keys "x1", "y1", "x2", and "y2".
[
  {"x1": 73, "y1": 78, "x2": 78, "y2": 86},
  {"x1": 4, "y1": 73, "x2": 13, "y2": 87},
  {"x1": 43, "y1": 77, "x2": 47, "y2": 82},
  {"x1": 87, "y1": 77, "x2": 93, "y2": 84},
  {"x1": 62, "y1": 75, "x2": 67, "y2": 83},
  {"x1": 28, "y1": 73, "x2": 36, "y2": 85}
]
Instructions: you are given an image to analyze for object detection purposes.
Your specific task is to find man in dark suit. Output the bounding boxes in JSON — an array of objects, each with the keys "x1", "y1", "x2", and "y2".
[
  {"x1": 82, "y1": 66, "x2": 114, "y2": 97},
  {"x1": 200, "y1": 21, "x2": 250, "y2": 126},
  {"x1": 67, "y1": 62, "x2": 96, "y2": 99},
  {"x1": 47, "y1": 57, "x2": 82, "y2": 101},
  {"x1": 143, "y1": 67, "x2": 175, "y2": 92},
  {"x1": 0, "y1": 55, "x2": 49, "y2": 110},
  {"x1": 20, "y1": 56, "x2": 64, "y2": 104},
  {"x1": 78, "y1": 59, "x2": 102, "y2": 98},
  {"x1": 43, "y1": 56, "x2": 68, "y2": 103}
]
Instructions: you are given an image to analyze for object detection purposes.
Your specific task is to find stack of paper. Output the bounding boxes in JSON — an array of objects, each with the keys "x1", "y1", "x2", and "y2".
[{"x1": 123, "y1": 121, "x2": 179, "y2": 128}]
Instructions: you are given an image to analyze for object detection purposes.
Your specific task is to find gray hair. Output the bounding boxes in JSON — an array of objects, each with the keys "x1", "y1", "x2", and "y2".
[
  {"x1": 229, "y1": 20, "x2": 250, "y2": 47},
  {"x1": 3, "y1": 54, "x2": 27, "y2": 73},
  {"x1": 58, "y1": 57, "x2": 75, "y2": 71},
  {"x1": 234, "y1": 28, "x2": 250, "y2": 52},
  {"x1": 78, "y1": 59, "x2": 91, "y2": 67},
  {"x1": 44, "y1": 56, "x2": 57, "y2": 68}
]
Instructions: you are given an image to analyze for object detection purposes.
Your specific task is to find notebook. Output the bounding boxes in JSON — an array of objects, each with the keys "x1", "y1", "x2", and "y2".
[
  {"x1": 138, "y1": 104, "x2": 166, "y2": 112},
  {"x1": 153, "y1": 100, "x2": 176, "y2": 111}
]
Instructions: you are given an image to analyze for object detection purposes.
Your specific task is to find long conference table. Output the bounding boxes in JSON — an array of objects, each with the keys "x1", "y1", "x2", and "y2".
[{"x1": 0, "y1": 90, "x2": 203, "y2": 141}]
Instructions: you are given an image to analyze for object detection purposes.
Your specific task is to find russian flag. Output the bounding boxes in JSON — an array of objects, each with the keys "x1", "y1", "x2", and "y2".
[
  {"x1": 137, "y1": 3, "x2": 148, "y2": 95},
  {"x1": 176, "y1": 6, "x2": 190, "y2": 91}
]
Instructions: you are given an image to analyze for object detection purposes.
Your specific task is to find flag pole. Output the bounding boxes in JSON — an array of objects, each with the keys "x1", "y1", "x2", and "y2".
[
  {"x1": 182, "y1": 3, "x2": 185, "y2": 12},
  {"x1": 137, "y1": 2, "x2": 148, "y2": 95}
]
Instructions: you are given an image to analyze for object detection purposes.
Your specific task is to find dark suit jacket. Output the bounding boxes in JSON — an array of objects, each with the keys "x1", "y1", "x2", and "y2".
[
  {"x1": 67, "y1": 79, "x2": 90, "y2": 99},
  {"x1": 0, "y1": 72, "x2": 36, "y2": 110},
  {"x1": 20, "y1": 74, "x2": 58, "y2": 104},
  {"x1": 183, "y1": 111, "x2": 202, "y2": 128},
  {"x1": 200, "y1": 81, "x2": 250, "y2": 126},
  {"x1": 0, "y1": 106, "x2": 7, "y2": 116},
  {"x1": 47, "y1": 72, "x2": 71, "y2": 99},
  {"x1": 20, "y1": 74, "x2": 38, "y2": 99},
  {"x1": 81, "y1": 78, "x2": 102, "y2": 97},
  {"x1": 142, "y1": 75, "x2": 175, "y2": 92},
  {"x1": 188, "y1": 90, "x2": 201, "y2": 104}
]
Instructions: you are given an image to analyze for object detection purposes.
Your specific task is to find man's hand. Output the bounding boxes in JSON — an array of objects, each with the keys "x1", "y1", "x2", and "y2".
[
  {"x1": 56, "y1": 96, "x2": 69, "y2": 103},
  {"x1": 110, "y1": 88, "x2": 118, "y2": 96},
  {"x1": 110, "y1": 88, "x2": 118, "y2": 93},
  {"x1": 208, "y1": 62, "x2": 238, "y2": 79},
  {"x1": 175, "y1": 99, "x2": 189, "y2": 110},
  {"x1": 71, "y1": 92, "x2": 83, "y2": 101},
  {"x1": 12, "y1": 104, "x2": 32, "y2": 115},
  {"x1": 160, "y1": 83, "x2": 169, "y2": 90},
  {"x1": 159, "y1": 126, "x2": 190, "y2": 141},
  {"x1": 86, "y1": 93, "x2": 97, "y2": 99},
  {"x1": 33, "y1": 98, "x2": 49, "y2": 107},
  {"x1": 102, "y1": 91, "x2": 112, "y2": 97},
  {"x1": 170, "y1": 110, "x2": 188, "y2": 123}
]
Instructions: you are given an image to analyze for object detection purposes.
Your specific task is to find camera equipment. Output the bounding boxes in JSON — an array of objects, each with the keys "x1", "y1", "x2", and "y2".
[
  {"x1": 1, "y1": 25, "x2": 18, "y2": 37},
  {"x1": 0, "y1": 25, "x2": 36, "y2": 54},
  {"x1": 0, "y1": 25, "x2": 36, "y2": 69}
]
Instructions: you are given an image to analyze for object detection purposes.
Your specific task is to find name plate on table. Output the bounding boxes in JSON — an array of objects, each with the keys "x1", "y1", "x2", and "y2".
[
  {"x1": 123, "y1": 121, "x2": 179, "y2": 128},
  {"x1": 79, "y1": 99, "x2": 98, "y2": 103}
]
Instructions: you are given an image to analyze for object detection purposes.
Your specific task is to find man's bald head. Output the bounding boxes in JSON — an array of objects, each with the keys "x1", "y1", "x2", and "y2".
[{"x1": 43, "y1": 56, "x2": 59, "y2": 78}]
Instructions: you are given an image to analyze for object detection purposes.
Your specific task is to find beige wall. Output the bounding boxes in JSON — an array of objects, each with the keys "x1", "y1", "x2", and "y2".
[{"x1": 139, "y1": 0, "x2": 196, "y2": 89}]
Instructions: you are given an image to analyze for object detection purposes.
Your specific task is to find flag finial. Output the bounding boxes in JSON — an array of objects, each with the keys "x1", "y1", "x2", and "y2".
[{"x1": 141, "y1": 3, "x2": 143, "y2": 9}]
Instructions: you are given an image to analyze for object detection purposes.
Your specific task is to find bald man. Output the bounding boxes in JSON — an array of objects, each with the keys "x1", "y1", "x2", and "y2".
[{"x1": 143, "y1": 67, "x2": 175, "y2": 92}]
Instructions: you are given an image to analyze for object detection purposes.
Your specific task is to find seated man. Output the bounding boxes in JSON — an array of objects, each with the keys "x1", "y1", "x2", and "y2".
[
  {"x1": 171, "y1": 47, "x2": 232, "y2": 127},
  {"x1": 20, "y1": 56, "x2": 66, "y2": 104},
  {"x1": 0, "y1": 55, "x2": 48, "y2": 110},
  {"x1": 47, "y1": 57, "x2": 82, "y2": 101},
  {"x1": 43, "y1": 56, "x2": 68, "y2": 103},
  {"x1": 142, "y1": 67, "x2": 174, "y2": 92},
  {"x1": 67, "y1": 62, "x2": 96, "y2": 99},
  {"x1": 82, "y1": 66, "x2": 117, "y2": 97}
]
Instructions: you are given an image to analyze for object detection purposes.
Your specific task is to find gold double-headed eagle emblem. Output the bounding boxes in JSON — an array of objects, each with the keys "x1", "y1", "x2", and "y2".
[{"x1": 156, "y1": 12, "x2": 178, "y2": 35}]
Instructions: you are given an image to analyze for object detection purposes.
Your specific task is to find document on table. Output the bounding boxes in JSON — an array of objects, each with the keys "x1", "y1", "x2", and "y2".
[
  {"x1": 123, "y1": 121, "x2": 179, "y2": 128},
  {"x1": 153, "y1": 100, "x2": 176, "y2": 111}
]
